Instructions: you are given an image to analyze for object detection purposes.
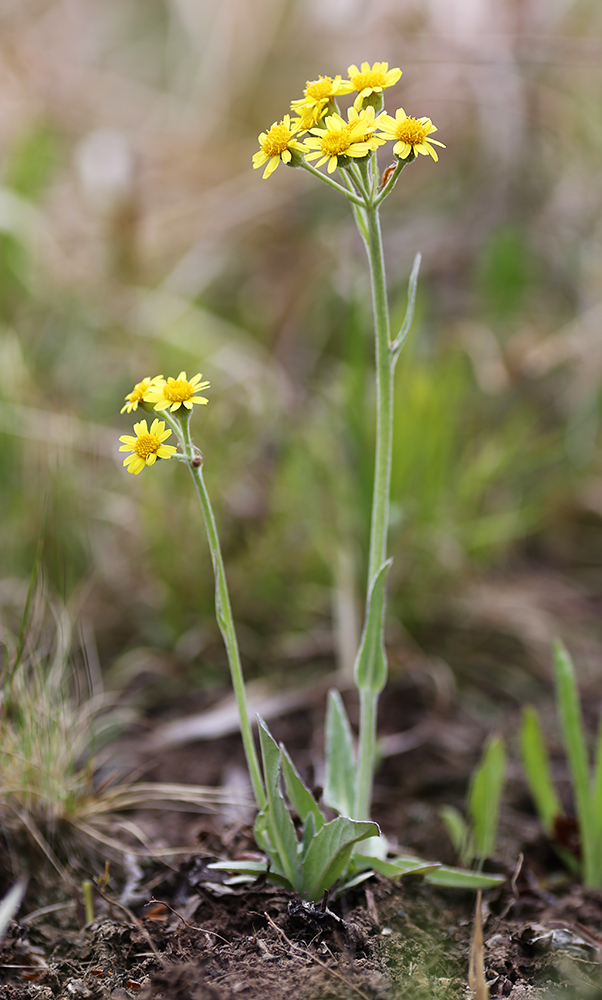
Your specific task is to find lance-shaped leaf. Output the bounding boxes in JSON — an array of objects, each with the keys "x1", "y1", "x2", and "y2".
[
  {"x1": 521, "y1": 706, "x2": 562, "y2": 836},
  {"x1": 301, "y1": 816, "x2": 378, "y2": 901},
  {"x1": 280, "y1": 744, "x2": 325, "y2": 831},
  {"x1": 425, "y1": 866, "x2": 505, "y2": 889},
  {"x1": 256, "y1": 718, "x2": 300, "y2": 891},
  {"x1": 354, "y1": 560, "x2": 392, "y2": 695},
  {"x1": 324, "y1": 689, "x2": 356, "y2": 816},
  {"x1": 351, "y1": 853, "x2": 440, "y2": 879},
  {"x1": 391, "y1": 252, "x2": 421, "y2": 366},
  {"x1": 468, "y1": 735, "x2": 506, "y2": 862}
]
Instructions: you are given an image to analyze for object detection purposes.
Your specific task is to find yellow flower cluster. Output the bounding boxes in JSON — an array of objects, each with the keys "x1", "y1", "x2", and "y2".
[
  {"x1": 252, "y1": 62, "x2": 444, "y2": 179},
  {"x1": 119, "y1": 371, "x2": 210, "y2": 474}
]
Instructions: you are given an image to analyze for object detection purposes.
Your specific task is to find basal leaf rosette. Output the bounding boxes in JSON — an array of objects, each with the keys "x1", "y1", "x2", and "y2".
[
  {"x1": 347, "y1": 61, "x2": 402, "y2": 111},
  {"x1": 253, "y1": 115, "x2": 306, "y2": 180},
  {"x1": 119, "y1": 418, "x2": 177, "y2": 475},
  {"x1": 145, "y1": 372, "x2": 210, "y2": 413},
  {"x1": 303, "y1": 107, "x2": 384, "y2": 174},
  {"x1": 375, "y1": 109, "x2": 445, "y2": 162}
]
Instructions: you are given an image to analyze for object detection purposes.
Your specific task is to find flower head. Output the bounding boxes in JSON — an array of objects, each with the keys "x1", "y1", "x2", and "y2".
[
  {"x1": 292, "y1": 75, "x2": 353, "y2": 110},
  {"x1": 119, "y1": 418, "x2": 177, "y2": 475},
  {"x1": 252, "y1": 115, "x2": 306, "y2": 179},
  {"x1": 375, "y1": 109, "x2": 445, "y2": 161},
  {"x1": 145, "y1": 372, "x2": 210, "y2": 412},
  {"x1": 121, "y1": 376, "x2": 155, "y2": 414},
  {"x1": 303, "y1": 107, "x2": 383, "y2": 174},
  {"x1": 347, "y1": 61, "x2": 402, "y2": 110}
]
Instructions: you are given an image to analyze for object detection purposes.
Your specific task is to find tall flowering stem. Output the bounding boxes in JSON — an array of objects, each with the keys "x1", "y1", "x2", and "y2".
[
  {"x1": 166, "y1": 410, "x2": 266, "y2": 811},
  {"x1": 353, "y1": 201, "x2": 394, "y2": 820}
]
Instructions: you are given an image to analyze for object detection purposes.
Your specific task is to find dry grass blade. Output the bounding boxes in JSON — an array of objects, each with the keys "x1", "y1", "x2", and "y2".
[
  {"x1": 468, "y1": 890, "x2": 489, "y2": 1000},
  {"x1": 0, "y1": 878, "x2": 27, "y2": 944}
]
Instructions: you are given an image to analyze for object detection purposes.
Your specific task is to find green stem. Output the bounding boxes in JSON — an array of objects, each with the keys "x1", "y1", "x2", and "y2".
[
  {"x1": 365, "y1": 206, "x2": 393, "y2": 585},
  {"x1": 299, "y1": 162, "x2": 365, "y2": 206},
  {"x1": 354, "y1": 203, "x2": 394, "y2": 821},
  {"x1": 171, "y1": 411, "x2": 266, "y2": 810}
]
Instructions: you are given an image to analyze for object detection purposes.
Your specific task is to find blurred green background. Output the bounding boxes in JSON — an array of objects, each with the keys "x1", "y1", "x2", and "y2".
[{"x1": 1, "y1": 0, "x2": 602, "y2": 704}]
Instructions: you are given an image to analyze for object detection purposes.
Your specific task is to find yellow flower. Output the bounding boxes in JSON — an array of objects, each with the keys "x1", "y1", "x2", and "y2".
[
  {"x1": 347, "y1": 61, "x2": 402, "y2": 109},
  {"x1": 293, "y1": 103, "x2": 329, "y2": 132},
  {"x1": 303, "y1": 108, "x2": 383, "y2": 174},
  {"x1": 145, "y1": 371, "x2": 210, "y2": 412},
  {"x1": 120, "y1": 376, "x2": 155, "y2": 414},
  {"x1": 290, "y1": 75, "x2": 353, "y2": 117},
  {"x1": 252, "y1": 115, "x2": 306, "y2": 179},
  {"x1": 375, "y1": 109, "x2": 445, "y2": 161},
  {"x1": 119, "y1": 419, "x2": 177, "y2": 475}
]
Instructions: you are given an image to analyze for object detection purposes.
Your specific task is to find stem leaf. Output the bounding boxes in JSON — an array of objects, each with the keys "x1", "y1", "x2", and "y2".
[
  {"x1": 354, "y1": 559, "x2": 392, "y2": 695},
  {"x1": 324, "y1": 689, "x2": 356, "y2": 816}
]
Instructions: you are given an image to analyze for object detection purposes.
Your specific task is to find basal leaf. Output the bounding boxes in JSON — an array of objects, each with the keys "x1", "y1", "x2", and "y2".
[
  {"x1": 521, "y1": 706, "x2": 562, "y2": 835},
  {"x1": 301, "y1": 816, "x2": 378, "y2": 901},
  {"x1": 425, "y1": 866, "x2": 505, "y2": 889},
  {"x1": 468, "y1": 735, "x2": 506, "y2": 861},
  {"x1": 280, "y1": 744, "x2": 324, "y2": 830},
  {"x1": 257, "y1": 718, "x2": 300, "y2": 891}
]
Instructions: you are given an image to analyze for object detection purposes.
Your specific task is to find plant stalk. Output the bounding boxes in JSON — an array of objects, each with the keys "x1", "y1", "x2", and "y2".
[
  {"x1": 354, "y1": 202, "x2": 394, "y2": 820},
  {"x1": 174, "y1": 412, "x2": 266, "y2": 810}
]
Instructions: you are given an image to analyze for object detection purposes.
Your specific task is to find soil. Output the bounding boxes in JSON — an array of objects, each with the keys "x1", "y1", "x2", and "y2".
[{"x1": 3, "y1": 567, "x2": 602, "y2": 999}]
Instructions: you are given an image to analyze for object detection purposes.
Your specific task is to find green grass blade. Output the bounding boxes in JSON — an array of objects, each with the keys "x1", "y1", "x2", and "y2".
[
  {"x1": 468, "y1": 735, "x2": 506, "y2": 862},
  {"x1": 324, "y1": 689, "x2": 356, "y2": 816},
  {"x1": 520, "y1": 706, "x2": 562, "y2": 835},
  {"x1": 553, "y1": 640, "x2": 594, "y2": 884}
]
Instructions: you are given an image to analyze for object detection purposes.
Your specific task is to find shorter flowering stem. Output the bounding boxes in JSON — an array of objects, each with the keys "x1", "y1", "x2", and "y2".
[
  {"x1": 300, "y1": 162, "x2": 364, "y2": 206},
  {"x1": 166, "y1": 410, "x2": 266, "y2": 811}
]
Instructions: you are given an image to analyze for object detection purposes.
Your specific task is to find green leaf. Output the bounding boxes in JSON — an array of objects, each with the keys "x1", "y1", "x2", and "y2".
[
  {"x1": 352, "y1": 853, "x2": 440, "y2": 879},
  {"x1": 553, "y1": 640, "x2": 595, "y2": 883},
  {"x1": 591, "y1": 714, "x2": 602, "y2": 883},
  {"x1": 391, "y1": 251, "x2": 421, "y2": 364},
  {"x1": 207, "y1": 859, "x2": 292, "y2": 890},
  {"x1": 354, "y1": 560, "x2": 392, "y2": 695},
  {"x1": 468, "y1": 735, "x2": 507, "y2": 861},
  {"x1": 521, "y1": 706, "x2": 562, "y2": 835},
  {"x1": 301, "y1": 816, "x2": 378, "y2": 901},
  {"x1": 440, "y1": 805, "x2": 471, "y2": 865},
  {"x1": 280, "y1": 744, "x2": 325, "y2": 831},
  {"x1": 425, "y1": 866, "x2": 505, "y2": 889},
  {"x1": 324, "y1": 689, "x2": 356, "y2": 816},
  {"x1": 208, "y1": 860, "x2": 268, "y2": 877},
  {"x1": 256, "y1": 718, "x2": 301, "y2": 891}
]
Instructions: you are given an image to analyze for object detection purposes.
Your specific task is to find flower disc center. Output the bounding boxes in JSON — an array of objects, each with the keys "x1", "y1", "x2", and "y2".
[
  {"x1": 134, "y1": 433, "x2": 161, "y2": 459},
  {"x1": 262, "y1": 124, "x2": 293, "y2": 157},
  {"x1": 163, "y1": 379, "x2": 193, "y2": 403},
  {"x1": 396, "y1": 118, "x2": 427, "y2": 145}
]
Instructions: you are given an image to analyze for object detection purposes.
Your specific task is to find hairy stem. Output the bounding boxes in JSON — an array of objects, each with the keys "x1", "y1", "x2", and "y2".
[{"x1": 172, "y1": 412, "x2": 266, "y2": 810}]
